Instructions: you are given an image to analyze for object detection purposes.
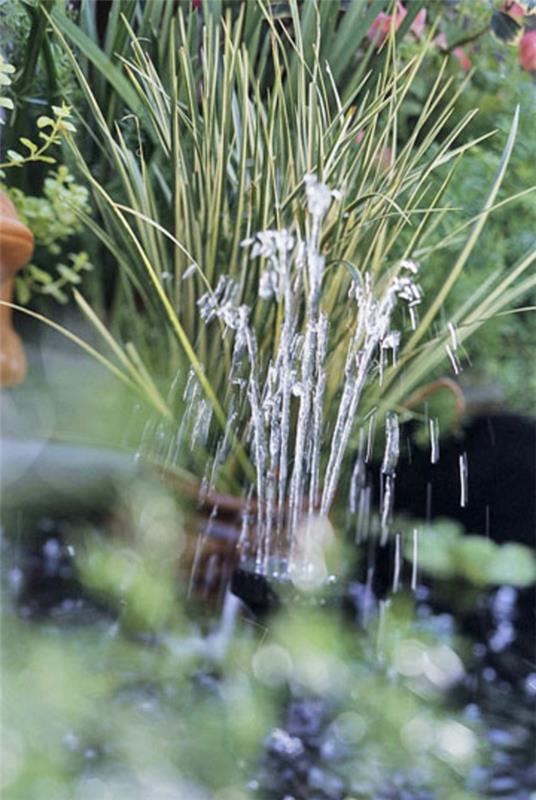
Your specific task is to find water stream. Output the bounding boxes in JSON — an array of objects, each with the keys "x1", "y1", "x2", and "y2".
[{"x1": 155, "y1": 175, "x2": 426, "y2": 586}]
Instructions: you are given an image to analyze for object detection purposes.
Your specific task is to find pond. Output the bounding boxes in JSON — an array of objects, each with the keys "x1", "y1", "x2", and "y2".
[{"x1": 2, "y1": 412, "x2": 534, "y2": 800}]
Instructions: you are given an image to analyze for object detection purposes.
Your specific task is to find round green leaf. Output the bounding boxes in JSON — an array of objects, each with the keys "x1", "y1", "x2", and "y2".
[
  {"x1": 487, "y1": 543, "x2": 536, "y2": 587},
  {"x1": 404, "y1": 524, "x2": 459, "y2": 579},
  {"x1": 456, "y1": 536, "x2": 497, "y2": 586}
]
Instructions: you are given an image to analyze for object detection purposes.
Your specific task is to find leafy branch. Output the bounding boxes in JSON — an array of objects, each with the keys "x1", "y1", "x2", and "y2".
[
  {"x1": 0, "y1": 102, "x2": 76, "y2": 171},
  {"x1": 0, "y1": 56, "x2": 15, "y2": 120},
  {"x1": 15, "y1": 251, "x2": 93, "y2": 305}
]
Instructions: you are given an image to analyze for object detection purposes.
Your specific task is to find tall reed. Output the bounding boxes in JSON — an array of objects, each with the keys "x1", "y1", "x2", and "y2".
[{"x1": 16, "y1": 1, "x2": 534, "y2": 573}]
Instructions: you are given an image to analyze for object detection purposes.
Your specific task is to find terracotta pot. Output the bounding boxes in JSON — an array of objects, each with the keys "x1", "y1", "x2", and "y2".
[
  {"x1": 161, "y1": 469, "x2": 337, "y2": 611},
  {"x1": 159, "y1": 470, "x2": 245, "y2": 604},
  {"x1": 0, "y1": 190, "x2": 34, "y2": 387},
  {"x1": 160, "y1": 470, "x2": 293, "y2": 603}
]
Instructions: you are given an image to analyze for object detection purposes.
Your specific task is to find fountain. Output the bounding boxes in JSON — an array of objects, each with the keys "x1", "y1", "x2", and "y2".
[{"x1": 145, "y1": 175, "x2": 427, "y2": 605}]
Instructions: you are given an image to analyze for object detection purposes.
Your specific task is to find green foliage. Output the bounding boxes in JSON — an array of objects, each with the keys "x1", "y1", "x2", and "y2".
[
  {"x1": 2, "y1": 1, "x2": 533, "y2": 503},
  {"x1": 0, "y1": 0, "x2": 79, "y2": 118},
  {"x1": 264, "y1": 601, "x2": 480, "y2": 797},
  {"x1": 30, "y1": 1, "x2": 533, "y2": 495},
  {"x1": 403, "y1": 518, "x2": 536, "y2": 587},
  {"x1": 4, "y1": 166, "x2": 92, "y2": 305},
  {"x1": 78, "y1": 479, "x2": 187, "y2": 632},
  {"x1": 4, "y1": 0, "x2": 533, "y2": 418},
  {"x1": 0, "y1": 101, "x2": 77, "y2": 171},
  {"x1": 0, "y1": 0, "x2": 82, "y2": 258},
  {"x1": 453, "y1": 90, "x2": 536, "y2": 409},
  {"x1": 412, "y1": 14, "x2": 536, "y2": 411},
  {"x1": 1, "y1": 478, "x2": 483, "y2": 798},
  {"x1": 0, "y1": 54, "x2": 15, "y2": 120},
  {"x1": 0, "y1": 8, "x2": 93, "y2": 307},
  {"x1": 8, "y1": 166, "x2": 88, "y2": 251},
  {"x1": 15, "y1": 251, "x2": 93, "y2": 305}
]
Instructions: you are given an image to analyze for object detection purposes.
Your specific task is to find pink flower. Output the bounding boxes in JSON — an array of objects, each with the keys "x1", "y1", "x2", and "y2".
[
  {"x1": 519, "y1": 30, "x2": 536, "y2": 71},
  {"x1": 501, "y1": 1, "x2": 525, "y2": 18},
  {"x1": 434, "y1": 33, "x2": 471, "y2": 70},
  {"x1": 367, "y1": 12, "x2": 389, "y2": 45},
  {"x1": 367, "y1": 5, "x2": 427, "y2": 47},
  {"x1": 411, "y1": 9, "x2": 427, "y2": 39},
  {"x1": 377, "y1": 145, "x2": 393, "y2": 170},
  {"x1": 434, "y1": 32, "x2": 448, "y2": 51},
  {"x1": 452, "y1": 46, "x2": 472, "y2": 71},
  {"x1": 367, "y1": 2, "x2": 407, "y2": 47}
]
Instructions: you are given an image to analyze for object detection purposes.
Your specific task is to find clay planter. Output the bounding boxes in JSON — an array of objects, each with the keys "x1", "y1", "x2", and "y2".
[
  {"x1": 0, "y1": 190, "x2": 34, "y2": 387},
  {"x1": 160, "y1": 471, "x2": 245, "y2": 605}
]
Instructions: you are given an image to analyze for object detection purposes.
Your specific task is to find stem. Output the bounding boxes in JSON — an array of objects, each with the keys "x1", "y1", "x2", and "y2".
[{"x1": 445, "y1": 26, "x2": 489, "y2": 54}]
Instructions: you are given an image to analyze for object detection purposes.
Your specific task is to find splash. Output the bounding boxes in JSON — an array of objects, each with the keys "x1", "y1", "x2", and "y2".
[{"x1": 177, "y1": 176, "x2": 424, "y2": 581}]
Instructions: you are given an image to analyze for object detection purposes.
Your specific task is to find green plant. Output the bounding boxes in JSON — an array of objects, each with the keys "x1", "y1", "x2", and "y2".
[
  {"x1": 4, "y1": 165, "x2": 93, "y2": 305},
  {"x1": 1, "y1": 477, "x2": 483, "y2": 799},
  {"x1": 55, "y1": 15, "x2": 531, "y2": 411},
  {"x1": 402, "y1": 518, "x2": 536, "y2": 588},
  {"x1": 0, "y1": 54, "x2": 15, "y2": 121},
  {"x1": 1, "y1": 47, "x2": 93, "y2": 306},
  {"x1": 394, "y1": 1, "x2": 536, "y2": 411},
  {"x1": 0, "y1": 0, "x2": 80, "y2": 154},
  {"x1": 4, "y1": 2, "x2": 534, "y2": 570},
  {"x1": 14, "y1": 250, "x2": 93, "y2": 306},
  {"x1": 0, "y1": 98, "x2": 77, "y2": 172},
  {"x1": 1, "y1": 593, "x2": 481, "y2": 799}
]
